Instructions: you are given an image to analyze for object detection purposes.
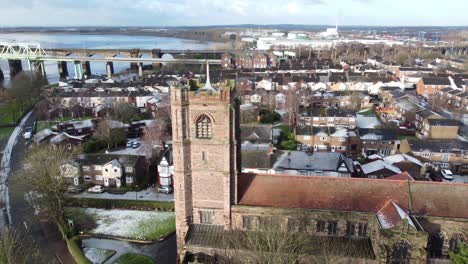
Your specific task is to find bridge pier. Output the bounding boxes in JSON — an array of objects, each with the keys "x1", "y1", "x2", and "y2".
[
  {"x1": 130, "y1": 49, "x2": 140, "y2": 70},
  {"x1": 138, "y1": 63, "x2": 143, "y2": 77},
  {"x1": 73, "y1": 61, "x2": 83, "y2": 79},
  {"x1": 0, "y1": 67, "x2": 4, "y2": 84},
  {"x1": 106, "y1": 62, "x2": 114, "y2": 79},
  {"x1": 58, "y1": 61, "x2": 69, "y2": 79},
  {"x1": 33, "y1": 61, "x2": 46, "y2": 77},
  {"x1": 81, "y1": 61, "x2": 91, "y2": 78},
  {"x1": 152, "y1": 49, "x2": 162, "y2": 69},
  {"x1": 8, "y1": 59, "x2": 23, "y2": 79}
]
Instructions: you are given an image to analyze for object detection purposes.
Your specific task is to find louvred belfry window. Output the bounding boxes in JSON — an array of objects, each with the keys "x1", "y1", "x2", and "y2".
[{"x1": 196, "y1": 115, "x2": 212, "y2": 139}]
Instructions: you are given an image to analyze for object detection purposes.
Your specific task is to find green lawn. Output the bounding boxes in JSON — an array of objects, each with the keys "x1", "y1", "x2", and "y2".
[
  {"x1": 0, "y1": 127, "x2": 15, "y2": 142},
  {"x1": 357, "y1": 108, "x2": 375, "y2": 117},
  {"x1": 113, "y1": 253, "x2": 155, "y2": 264},
  {"x1": 0, "y1": 102, "x2": 24, "y2": 125}
]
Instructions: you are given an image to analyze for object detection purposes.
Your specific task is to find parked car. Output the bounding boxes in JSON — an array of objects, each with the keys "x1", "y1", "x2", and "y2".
[
  {"x1": 67, "y1": 186, "x2": 85, "y2": 193},
  {"x1": 430, "y1": 174, "x2": 443, "y2": 182},
  {"x1": 126, "y1": 141, "x2": 133, "y2": 148},
  {"x1": 157, "y1": 186, "x2": 173, "y2": 194},
  {"x1": 131, "y1": 142, "x2": 141, "y2": 149},
  {"x1": 88, "y1": 185, "x2": 105, "y2": 193},
  {"x1": 441, "y1": 169, "x2": 454, "y2": 180},
  {"x1": 23, "y1": 127, "x2": 33, "y2": 140}
]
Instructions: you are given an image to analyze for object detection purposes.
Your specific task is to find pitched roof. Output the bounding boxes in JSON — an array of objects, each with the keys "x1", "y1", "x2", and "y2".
[
  {"x1": 238, "y1": 173, "x2": 468, "y2": 219},
  {"x1": 361, "y1": 160, "x2": 402, "y2": 175},
  {"x1": 273, "y1": 151, "x2": 354, "y2": 173},
  {"x1": 421, "y1": 77, "x2": 451, "y2": 86},
  {"x1": 407, "y1": 139, "x2": 468, "y2": 153},
  {"x1": 376, "y1": 201, "x2": 416, "y2": 229},
  {"x1": 240, "y1": 124, "x2": 272, "y2": 144},
  {"x1": 427, "y1": 119, "x2": 461, "y2": 127},
  {"x1": 358, "y1": 129, "x2": 398, "y2": 141}
]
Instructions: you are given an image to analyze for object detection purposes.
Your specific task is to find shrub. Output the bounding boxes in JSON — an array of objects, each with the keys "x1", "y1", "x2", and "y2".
[
  {"x1": 67, "y1": 197, "x2": 174, "y2": 211},
  {"x1": 67, "y1": 236, "x2": 92, "y2": 264}
]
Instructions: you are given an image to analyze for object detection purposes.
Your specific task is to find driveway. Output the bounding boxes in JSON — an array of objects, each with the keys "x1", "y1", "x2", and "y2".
[
  {"x1": 73, "y1": 188, "x2": 174, "y2": 202},
  {"x1": 82, "y1": 235, "x2": 176, "y2": 264}
]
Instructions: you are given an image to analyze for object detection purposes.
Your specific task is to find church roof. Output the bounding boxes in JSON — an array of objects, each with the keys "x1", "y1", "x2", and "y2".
[{"x1": 238, "y1": 173, "x2": 468, "y2": 219}]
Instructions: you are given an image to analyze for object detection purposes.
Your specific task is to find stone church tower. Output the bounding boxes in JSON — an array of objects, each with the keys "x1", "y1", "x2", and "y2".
[{"x1": 170, "y1": 82, "x2": 238, "y2": 255}]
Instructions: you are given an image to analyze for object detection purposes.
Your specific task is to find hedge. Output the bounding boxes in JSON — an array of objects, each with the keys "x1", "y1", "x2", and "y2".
[
  {"x1": 67, "y1": 198, "x2": 174, "y2": 211},
  {"x1": 66, "y1": 236, "x2": 92, "y2": 264}
]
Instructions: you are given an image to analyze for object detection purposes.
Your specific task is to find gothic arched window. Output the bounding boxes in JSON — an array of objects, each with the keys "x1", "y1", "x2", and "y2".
[
  {"x1": 196, "y1": 114, "x2": 212, "y2": 139},
  {"x1": 391, "y1": 240, "x2": 411, "y2": 264}
]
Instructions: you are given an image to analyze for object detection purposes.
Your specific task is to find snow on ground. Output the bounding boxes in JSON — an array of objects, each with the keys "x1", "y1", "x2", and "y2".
[
  {"x1": 84, "y1": 248, "x2": 116, "y2": 264},
  {"x1": 87, "y1": 208, "x2": 174, "y2": 240},
  {"x1": 357, "y1": 114, "x2": 382, "y2": 129}
]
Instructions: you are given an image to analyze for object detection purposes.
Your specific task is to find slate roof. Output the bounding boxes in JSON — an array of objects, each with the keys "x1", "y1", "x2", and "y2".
[
  {"x1": 407, "y1": 139, "x2": 468, "y2": 153},
  {"x1": 240, "y1": 124, "x2": 272, "y2": 144},
  {"x1": 427, "y1": 119, "x2": 461, "y2": 127},
  {"x1": 185, "y1": 224, "x2": 375, "y2": 259},
  {"x1": 242, "y1": 151, "x2": 280, "y2": 169},
  {"x1": 361, "y1": 160, "x2": 402, "y2": 175},
  {"x1": 273, "y1": 151, "x2": 354, "y2": 173},
  {"x1": 416, "y1": 109, "x2": 440, "y2": 119},
  {"x1": 421, "y1": 77, "x2": 451, "y2": 86},
  {"x1": 358, "y1": 129, "x2": 398, "y2": 141},
  {"x1": 238, "y1": 173, "x2": 468, "y2": 219},
  {"x1": 76, "y1": 154, "x2": 142, "y2": 167}
]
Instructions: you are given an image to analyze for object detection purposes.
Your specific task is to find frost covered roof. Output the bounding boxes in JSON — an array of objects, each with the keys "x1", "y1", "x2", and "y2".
[{"x1": 376, "y1": 200, "x2": 416, "y2": 229}]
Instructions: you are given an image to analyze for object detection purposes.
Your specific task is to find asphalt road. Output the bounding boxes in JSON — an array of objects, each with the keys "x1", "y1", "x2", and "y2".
[{"x1": 7, "y1": 111, "x2": 74, "y2": 264}]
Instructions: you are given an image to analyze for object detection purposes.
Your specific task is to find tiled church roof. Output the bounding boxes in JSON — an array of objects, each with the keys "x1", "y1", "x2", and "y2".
[{"x1": 238, "y1": 173, "x2": 468, "y2": 219}]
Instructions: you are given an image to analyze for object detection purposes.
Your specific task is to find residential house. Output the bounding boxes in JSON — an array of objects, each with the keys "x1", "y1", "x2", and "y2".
[
  {"x1": 76, "y1": 154, "x2": 147, "y2": 188},
  {"x1": 240, "y1": 124, "x2": 273, "y2": 151},
  {"x1": 295, "y1": 126, "x2": 352, "y2": 153},
  {"x1": 50, "y1": 133, "x2": 87, "y2": 150},
  {"x1": 56, "y1": 119, "x2": 95, "y2": 136},
  {"x1": 416, "y1": 77, "x2": 452, "y2": 98},
  {"x1": 414, "y1": 109, "x2": 441, "y2": 131},
  {"x1": 400, "y1": 139, "x2": 468, "y2": 175},
  {"x1": 383, "y1": 154, "x2": 424, "y2": 179},
  {"x1": 394, "y1": 99, "x2": 424, "y2": 126},
  {"x1": 359, "y1": 160, "x2": 402, "y2": 178},
  {"x1": 418, "y1": 119, "x2": 461, "y2": 139},
  {"x1": 395, "y1": 67, "x2": 433, "y2": 82},
  {"x1": 358, "y1": 129, "x2": 399, "y2": 157},
  {"x1": 298, "y1": 108, "x2": 356, "y2": 128}
]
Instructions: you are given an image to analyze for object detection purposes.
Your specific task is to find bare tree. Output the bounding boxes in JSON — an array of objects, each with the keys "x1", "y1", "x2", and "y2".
[
  {"x1": 112, "y1": 102, "x2": 138, "y2": 124},
  {"x1": 93, "y1": 120, "x2": 126, "y2": 149},
  {"x1": 217, "y1": 227, "x2": 367, "y2": 264},
  {"x1": 20, "y1": 146, "x2": 74, "y2": 238},
  {"x1": 0, "y1": 229, "x2": 40, "y2": 264}
]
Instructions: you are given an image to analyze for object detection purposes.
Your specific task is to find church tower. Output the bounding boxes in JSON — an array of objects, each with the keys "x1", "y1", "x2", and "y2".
[{"x1": 170, "y1": 75, "x2": 238, "y2": 255}]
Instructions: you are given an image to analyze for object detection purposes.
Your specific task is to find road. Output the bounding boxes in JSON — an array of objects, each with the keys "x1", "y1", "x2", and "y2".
[
  {"x1": 6, "y1": 111, "x2": 75, "y2": 264},
  {"x1": 82, "y1": 235, "x2": 176, "y2": 264}
]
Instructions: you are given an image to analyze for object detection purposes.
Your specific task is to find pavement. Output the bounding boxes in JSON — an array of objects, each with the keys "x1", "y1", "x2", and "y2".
[
  {"x1": 5, "y1": 111, "x2": 74, "y2": 263},
  {"x1": 73, "y1": 188, "x2": 174, "y2": 202},
  {"x1": 0, "y1": 111, "x2": 32, "y2": 225},
  {"x1": 82, "y1": 235, "x2": 176, "y2": 264}
]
